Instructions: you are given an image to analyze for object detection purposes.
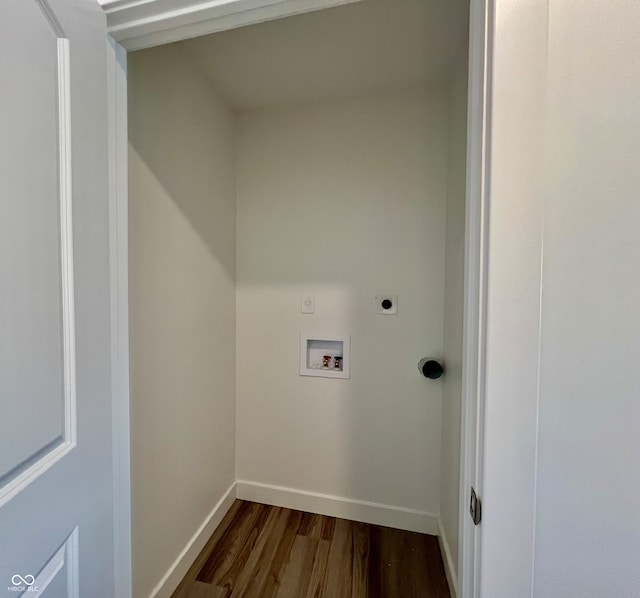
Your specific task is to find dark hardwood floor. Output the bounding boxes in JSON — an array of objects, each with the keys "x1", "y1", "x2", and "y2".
[{"x1": 171, "y1": 500, "x2": 451, "y2": 598}]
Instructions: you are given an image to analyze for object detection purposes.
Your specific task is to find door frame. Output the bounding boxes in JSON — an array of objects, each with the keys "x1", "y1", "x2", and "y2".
[
  {"x1": 104, "y1": 1, "x2": 494, "y2": 597},
  {"x1": 107, "y1": 32, "x2": 131, "y2": 598},
  {"x1": 458, "y1": 1, "x2": 492, "y2": 596}
]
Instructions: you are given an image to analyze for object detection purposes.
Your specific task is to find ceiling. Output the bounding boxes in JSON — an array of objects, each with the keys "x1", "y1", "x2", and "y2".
[{"x1": 176, "y1": 0, "x2": 469, "y2": 111}]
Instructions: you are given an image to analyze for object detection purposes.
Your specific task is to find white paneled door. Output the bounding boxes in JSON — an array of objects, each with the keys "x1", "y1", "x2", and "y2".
[{"x1": 0, "y1": 1, "x2": 114, "y2": 596}]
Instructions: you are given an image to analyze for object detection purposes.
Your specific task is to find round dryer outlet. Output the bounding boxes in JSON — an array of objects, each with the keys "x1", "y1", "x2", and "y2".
[{"x1": 375, "y1": 295, "x2": 398, "y2": 315}]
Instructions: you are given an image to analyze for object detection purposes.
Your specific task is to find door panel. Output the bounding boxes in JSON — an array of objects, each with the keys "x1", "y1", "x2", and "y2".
[
  {"x1": 0, "y1": 0, "x2": 72, "y2": 490},
  {"x1": 0, "y1": 1, "x2": 114, "y2": 597},
  {"x1": 8, "y1": 528, "x2": 78, "y2": 597}
]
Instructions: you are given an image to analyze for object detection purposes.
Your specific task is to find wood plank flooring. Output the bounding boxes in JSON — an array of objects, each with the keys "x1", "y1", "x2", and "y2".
[{"x1": 171, "y1": 500, "x2": 451, "y2": 598}]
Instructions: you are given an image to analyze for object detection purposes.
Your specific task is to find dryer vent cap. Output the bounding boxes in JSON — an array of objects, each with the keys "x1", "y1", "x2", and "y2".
[{"x1": 418, "y1": 358, "x2": 444, "y2": 380}]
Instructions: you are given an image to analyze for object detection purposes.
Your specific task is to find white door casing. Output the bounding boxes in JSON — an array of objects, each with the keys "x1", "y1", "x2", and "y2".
[
  {"x1": 459, "y1": 1, "x2": 492, "y2": 596},
  {"x1": 100, "y1": 0, "x2": 366, "y2": 51},
  {"x1": 0, "y1": 1, "x2": 114, "y2": 596}
]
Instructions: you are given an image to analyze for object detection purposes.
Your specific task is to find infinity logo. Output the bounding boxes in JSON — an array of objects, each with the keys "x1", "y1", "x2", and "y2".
[{"x1": 11, "y1": 575, "x2": 35, "y2": 586}]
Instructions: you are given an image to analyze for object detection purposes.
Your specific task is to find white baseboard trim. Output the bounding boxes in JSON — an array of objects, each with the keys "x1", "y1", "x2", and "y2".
[
  {"x1": 236, "y1": 480, "x2": 438, "y2": 535},
  {"x1": 437, "y1": 519, "x2": 458, "y2": 598},
  {"x1": 149, "y1": 482, "x2": 237, "y2": 598}
]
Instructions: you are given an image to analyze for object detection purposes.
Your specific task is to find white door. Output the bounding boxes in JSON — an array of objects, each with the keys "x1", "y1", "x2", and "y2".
[{"x1": 0, "y1": 1, "x2": 114, "y2": 596}]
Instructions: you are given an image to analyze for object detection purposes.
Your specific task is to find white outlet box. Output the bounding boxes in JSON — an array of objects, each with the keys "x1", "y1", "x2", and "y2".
[
  {"x1": 300, "y1": 334, "x2": 350, "y2": 379},
  {"x1": 375, "y1": 294, "x2": 398, "y2": 315},
  {"x1": 300, "y1": 292, "x2": 315, "y2": 314}
]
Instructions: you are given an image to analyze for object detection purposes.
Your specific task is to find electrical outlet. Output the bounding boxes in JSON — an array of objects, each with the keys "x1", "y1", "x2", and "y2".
[
  {"x1": 375, "y1": 294, "x2": 398, "y2": 315},
  {"x1": 301, "y1": 292, "x2": 315, "y2": 314}
]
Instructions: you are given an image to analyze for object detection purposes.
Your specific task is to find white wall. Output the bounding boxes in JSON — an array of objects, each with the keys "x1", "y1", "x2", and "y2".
[
  {"x1": 482, "y1": 2, "x2": 640, "y2": 596},
  {"x1": 534, "y1": 2, "x2": 640, "y2": 595},
  {"x1": 439, "y1": 56, "x2": 468, "y2": 586},
  {"x1": 235, "y1": 89, "x2": 449, "y2": 520},
  {"x1": 128, "y1": 44, "x2": 236, "y2": 598}
]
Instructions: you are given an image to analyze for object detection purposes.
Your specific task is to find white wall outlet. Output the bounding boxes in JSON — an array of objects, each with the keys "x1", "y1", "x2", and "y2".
[
  {"x1": 301, "y1": 292, "x2": 315, "y2": 314},
  {"x1": 375, "y1": 294, "x2": 398, "y2": 315}
]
